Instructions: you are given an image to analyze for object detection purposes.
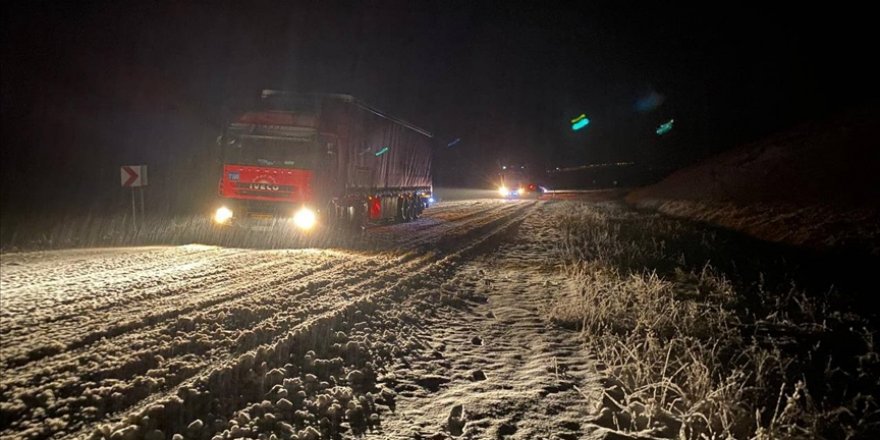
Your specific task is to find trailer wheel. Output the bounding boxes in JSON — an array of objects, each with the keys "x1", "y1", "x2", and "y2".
[
  {"x1": 352, "y1": 202, "x2": 368, "y2": 232},
  {"x1": 346, "y1": 205, "x2": 357, "y2": 230},
  {"x1": 408, "y1": 198, "x2": 419, "y2": 220},
  {"x1": 399, "y1": 198, "x2": 409, "y2": 222},
  {"x1": 338, "y1": 204, "x2": 355, "y2": 230},
  {"x1": 409, "y1": 199, "x2": 417, "y2": 221},
  {"x1": 396, "y1": 197, "x2": 407, "y2": 222}
]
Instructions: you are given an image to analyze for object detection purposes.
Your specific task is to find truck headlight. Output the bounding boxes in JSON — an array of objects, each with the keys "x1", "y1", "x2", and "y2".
[
  {"x1": 498, "y1": 186, "x2": 509, "y2": 197},
  {"x1": 292, "y1": 207, "x2": 317, "y2": 230},
  {"x1": 214, "y1": 206, "x2": 233, "y2": 224},
  {"x1": 517, "y1": 187, "x2": 525, "y2": 196}
]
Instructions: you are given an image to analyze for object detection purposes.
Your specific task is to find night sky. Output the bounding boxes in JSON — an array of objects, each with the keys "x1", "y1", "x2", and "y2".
[{"x1": 2, "y1": 1, "x2": 877, "y2": 215}]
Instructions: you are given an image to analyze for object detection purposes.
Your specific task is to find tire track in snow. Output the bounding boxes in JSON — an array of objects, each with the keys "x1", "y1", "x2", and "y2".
[
  {"x1": 79, "y1": 201, "x2": 538, "y2": 440},
  {"x1": 0, "y1": 246, "x2": 244, "y2": 295},
  {"x1": 370, "y1": 200, "x2": 521, "y2": 251},
  {"x1": 1, "y1": 250, "x2": 374, "y2": 382},
  {"x1": 5, "y1": 201, "x2": 521, "y2": 369},
  {"x1": 378, "y1": 202, "x2": 599, "y2": 438},
  {"x1": 0, "y1": 251, "x2": 351, "y2": 368},
  {"x1": 0, "y1": 200, "x2": 533, "y2": 439},
  {"x1": 2, "y1": 248, "x2": 279, "y2": 341},
  {"x1": 36, "y1": 199, "x2": 517, "y2": 368},
  {"x1": 365, "y1": 200, "x2": 506, "y2": 243}
]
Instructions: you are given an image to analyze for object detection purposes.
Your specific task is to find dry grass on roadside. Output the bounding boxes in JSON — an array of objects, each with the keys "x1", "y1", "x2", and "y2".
[{"x1": 546, "y1": 203, "x2": 879, "y2": 439}]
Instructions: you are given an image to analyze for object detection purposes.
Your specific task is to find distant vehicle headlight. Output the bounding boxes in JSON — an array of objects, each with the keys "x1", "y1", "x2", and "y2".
[
  {"x1": 214, "y1": 206, "x2": 233, "y2": 224},
  {"x1": 292, "y1": 207, "x2": 317, "y2": 230},
  {"x1": 517, "y1": 187, "x2": 525, "y2": 196},
  {"x1": 498, "y1": 186, "x2": 509, "y2": 197}
]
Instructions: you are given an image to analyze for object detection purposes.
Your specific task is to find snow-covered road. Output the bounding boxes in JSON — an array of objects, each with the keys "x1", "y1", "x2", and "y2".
[{"x1": 3, "y1": 199, "x2": 597, "y2": 439}]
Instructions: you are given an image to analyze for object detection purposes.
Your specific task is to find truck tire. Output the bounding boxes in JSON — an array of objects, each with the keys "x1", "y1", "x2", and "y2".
[
  {"x1": 349, "y1": 203, "x2": 367, "y2": 231},
  {"x1": 396, "y1": 197, "x2": 407, "y2": 222},
  {"x1": 407, "y1": 198, "x2": 418, "y2": 220},
  {"x1": 400, "y1": 198, "x2": 409, "y2": 222}
]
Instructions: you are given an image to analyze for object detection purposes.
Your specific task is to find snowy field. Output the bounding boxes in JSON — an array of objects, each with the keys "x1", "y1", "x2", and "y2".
[{"x1": 2, "y1": 199, "x2": 876, "y2": 440}]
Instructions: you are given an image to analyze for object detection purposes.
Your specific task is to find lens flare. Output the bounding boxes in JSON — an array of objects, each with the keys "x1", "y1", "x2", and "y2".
[
  {"x1": 213, "y1": 206, "x2": 233, "y2": 224},
  {"x1": 292, "y1": 207, "x2": 317, "y2": 230}
]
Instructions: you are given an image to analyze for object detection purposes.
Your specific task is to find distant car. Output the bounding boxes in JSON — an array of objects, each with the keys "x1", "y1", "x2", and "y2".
[{"x1": 497, "y1": 170, "x2": 543, "y2": 198}]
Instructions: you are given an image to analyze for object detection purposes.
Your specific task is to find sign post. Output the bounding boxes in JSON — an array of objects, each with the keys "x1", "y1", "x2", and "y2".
[{"x1": 121, "y1": 165, "x2": 148, "y2": 230}]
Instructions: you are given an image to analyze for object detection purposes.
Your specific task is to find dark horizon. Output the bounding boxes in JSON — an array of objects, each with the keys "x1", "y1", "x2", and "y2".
[{"x1": 3, "y1": 1, "x2": 877, "y2": 216}]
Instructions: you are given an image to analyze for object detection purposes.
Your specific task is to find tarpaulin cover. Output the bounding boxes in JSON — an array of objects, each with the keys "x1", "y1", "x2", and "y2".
[{"x1": 319, "y1": 98, "x2": 433, "y2": 193}]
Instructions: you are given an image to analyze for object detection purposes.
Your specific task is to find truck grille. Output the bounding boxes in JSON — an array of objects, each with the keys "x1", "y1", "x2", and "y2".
[{"x1": 233, "y1": 182, "x2": 295, "y2": 197}]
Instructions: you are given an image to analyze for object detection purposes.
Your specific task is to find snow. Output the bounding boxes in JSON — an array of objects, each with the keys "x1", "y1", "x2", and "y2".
[
  {"x1": 4, "y1": 196, "x2": 872, "y2": 439},
  {"x1": 375, "y1": 204, "x2": 602, "y2": 438},
  {"x1": 0, "y1": 199, "x2": 542, "y2": 439}
]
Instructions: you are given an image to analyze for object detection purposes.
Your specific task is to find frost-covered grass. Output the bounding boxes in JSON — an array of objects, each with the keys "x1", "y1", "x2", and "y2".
[{"x1": 548, "y1": 202, "x2": 880, "y2": 439}]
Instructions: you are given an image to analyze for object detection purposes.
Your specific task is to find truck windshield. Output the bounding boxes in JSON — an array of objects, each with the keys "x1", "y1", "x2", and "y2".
[{"x1": 226, "y1": 136, "x2": 319, "y2": 169}]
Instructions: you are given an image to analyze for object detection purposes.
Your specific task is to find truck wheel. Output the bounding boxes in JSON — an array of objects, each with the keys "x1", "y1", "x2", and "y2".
[
  {"x1": 396, "y1": 197, "x2": 406, "y2": 222},
  {"x1": 399, "y1": 198, "x2": 409, "y2": 222},
  {"x1": 341, "y1": 204, "x2": 355, "y2": 230},
  {"x1": 352, "y1": 202, "x2": 368, "y2": 232},
  {"x1": 406, "y1": 199, "x2": 416, "y2": 222},
  {"x1": 408, "y1": 199, "x2": 419, "y2": 220},
  {"x1": 345, "y1": 206, "x2": 355, "y2": 230}
]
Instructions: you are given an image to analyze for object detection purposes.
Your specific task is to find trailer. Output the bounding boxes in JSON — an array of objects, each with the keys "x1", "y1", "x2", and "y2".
[{"x1": 213, "y1": 91, "x2": 433, "y2": 231}]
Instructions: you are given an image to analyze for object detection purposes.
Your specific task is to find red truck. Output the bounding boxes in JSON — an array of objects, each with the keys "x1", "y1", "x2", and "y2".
[{"x1": 213, "y1": 91, "x2": 433, "y2": 231}]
